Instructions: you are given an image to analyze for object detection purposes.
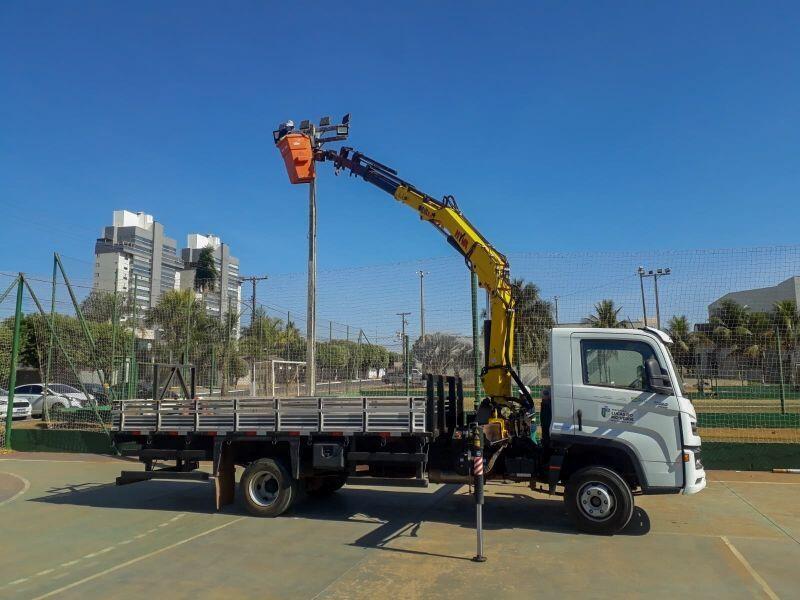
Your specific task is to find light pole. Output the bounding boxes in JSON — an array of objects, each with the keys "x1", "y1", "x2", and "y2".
[
  {"x1": 553, "y1": 295, "x2": 559, "y2": 325},
  {"x1": 277, "y1": 115, "x2": 351, "y2": 396},
  {"x1": 637, "y1": 267, "x2": 648, "y2": 327},
  {"x1": 417, "y1": 270, "x2": 428, "y2": 341},
  {"x1": 639, "y1": 267, "x2": 671, "y2": 329}
]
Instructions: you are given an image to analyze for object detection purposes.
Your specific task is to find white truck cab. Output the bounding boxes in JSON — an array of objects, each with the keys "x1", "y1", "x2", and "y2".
[{"x1": 549, "y1": 327, "x2": 706, "y2": 498}]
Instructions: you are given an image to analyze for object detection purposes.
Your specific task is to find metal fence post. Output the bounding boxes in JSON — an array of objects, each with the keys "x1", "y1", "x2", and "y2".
[
  {"x1": 776, "y1": 325, "x2": 787, "y2": 415},
  {"x1": 43, "y1": 257, "x2": 57, "y2": 422},
  {"x1": 4, "y1": 275, "x2": 24, "y2": 449}
]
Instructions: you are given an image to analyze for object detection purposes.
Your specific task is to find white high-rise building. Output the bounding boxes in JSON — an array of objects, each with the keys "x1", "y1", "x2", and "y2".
[
  {"x1": 179, "y1": 233, "x2": 242, "y2": 334},
  {"x1": 93, "y1": 210, "x2": 182, "y2": 310}
]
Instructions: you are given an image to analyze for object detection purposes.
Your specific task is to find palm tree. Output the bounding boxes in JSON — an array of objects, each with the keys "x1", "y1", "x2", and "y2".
[
  {"x1": 511, "y1": 278, "x2": 555, "y2": 367},
  {"x1": 194, "y1": 246, "x2": 218, "y2": 293},
  {"x1": 666, "y1": 315, "x2": 696, "y2": 376},
  {"x1": 709, "y1": 300, "x2": 752, "y2": 365},
  {"x1": 708, "y1": 299, "x2": 770, "y2": 383},
  {"x1": 583, "y1": 300, "x2": 625, "y2": 328}
]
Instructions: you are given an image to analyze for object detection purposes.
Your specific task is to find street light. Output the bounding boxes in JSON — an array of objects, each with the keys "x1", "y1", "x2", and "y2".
[{"x1": 638, "y1": 267, "x2": 671, "y2": 329}]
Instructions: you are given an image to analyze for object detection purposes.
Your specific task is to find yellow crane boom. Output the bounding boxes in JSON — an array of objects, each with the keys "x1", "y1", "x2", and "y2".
[{"x1": 276, "y1": 131, "x2": 532, "y2": 410}]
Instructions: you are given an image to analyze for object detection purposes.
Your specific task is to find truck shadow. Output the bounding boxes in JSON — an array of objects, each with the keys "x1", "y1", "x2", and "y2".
[{"x1": 31, "y1": 480, "x2": 651, "y2": 546}]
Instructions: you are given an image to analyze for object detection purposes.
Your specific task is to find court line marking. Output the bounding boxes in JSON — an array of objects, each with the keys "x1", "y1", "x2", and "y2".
[
  {"x1": 0, "y1": 472, "x2": 30, "y2": 507},
  {"x1": 1, "y1": 512, "x2": 189, "y2": 589},
  {"x1": 720, "y1": 536, "x2": 779, "y2": 600},
  {"x1": 31, "y1": 517, "x2": 245, "y2": 600},
  {"x1": 719, "y1": 480, "x2": 800, "y2": 545},
  {"x1": 651, "y1": 531, "x2": 783, "y2": 541}
]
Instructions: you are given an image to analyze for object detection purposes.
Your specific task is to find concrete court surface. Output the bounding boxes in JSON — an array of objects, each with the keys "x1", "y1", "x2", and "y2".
[{"x1": 0, "y1": 453, "x2": 798, "y2": 599}]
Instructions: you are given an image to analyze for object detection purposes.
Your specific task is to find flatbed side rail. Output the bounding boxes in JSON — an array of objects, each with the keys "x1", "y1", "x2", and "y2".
[{"x1": 112, "y1": 397, "x2": 427, "y2": 435}]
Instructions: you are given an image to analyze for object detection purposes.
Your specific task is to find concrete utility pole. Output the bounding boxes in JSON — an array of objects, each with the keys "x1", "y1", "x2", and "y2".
[
  {"x1": 397, "y1": 312, "x2": 411, "y2": 395},
  {"x1": 417, "y1": 270, "x2": 428, "y2": 341},
  {"x1": 240, "y1": 275, "x2": 269, "y2": 327},
  {"x1": 306, "y1": 123, "x2": 319, "y2": 396},
  {"x1": 291, "y1": 115, "x2": 350, "y2": 396}
]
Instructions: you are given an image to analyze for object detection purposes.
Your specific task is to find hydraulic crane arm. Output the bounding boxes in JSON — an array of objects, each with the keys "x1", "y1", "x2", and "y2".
[{"x1": 316, "y1": 147, "x2": 532, "y2": 409}]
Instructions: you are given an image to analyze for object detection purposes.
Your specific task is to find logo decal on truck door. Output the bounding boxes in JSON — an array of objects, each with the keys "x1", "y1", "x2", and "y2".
[{"x1": 601, "y1": 406, "x2": 635, "y2": 424}]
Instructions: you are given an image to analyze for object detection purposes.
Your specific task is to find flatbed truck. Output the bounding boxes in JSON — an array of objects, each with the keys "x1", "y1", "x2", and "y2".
[
  {"x1": 111, "y1": 118, "x2": 705, "y2": 535},
  {"x1": 112, "y1": 326, "x2": 704, "y2": 535}
]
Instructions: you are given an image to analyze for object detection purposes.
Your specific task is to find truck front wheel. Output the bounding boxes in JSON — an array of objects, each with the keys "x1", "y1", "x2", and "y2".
[
  {"x1": 240, "y1": 458, "x2": 297, "y2": 517},
  {"x1": 564, "y1": 466, "x2": 634, "y2": 535}
]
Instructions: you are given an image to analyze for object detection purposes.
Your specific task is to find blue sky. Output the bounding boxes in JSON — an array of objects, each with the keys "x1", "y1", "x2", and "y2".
[{"x1": 2, "y1": 2, "x2": 799, "y2": 329}]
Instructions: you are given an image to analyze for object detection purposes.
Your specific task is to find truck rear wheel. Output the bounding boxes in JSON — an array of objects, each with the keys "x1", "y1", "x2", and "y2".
[
  {"x1": 565, "y1": 466, "x2": 634, "y2": 535},
  {"x1": 240, "y1": 458, "x2": 297, "y2": 517},
  {"x1": 305, "y1": 474, "x2": 348, "y2": 497}
]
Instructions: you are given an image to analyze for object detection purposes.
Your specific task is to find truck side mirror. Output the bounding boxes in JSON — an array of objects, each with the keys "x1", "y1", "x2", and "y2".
[{"x1": 645, "y1": 358, "x2": 673, "y2": 395}]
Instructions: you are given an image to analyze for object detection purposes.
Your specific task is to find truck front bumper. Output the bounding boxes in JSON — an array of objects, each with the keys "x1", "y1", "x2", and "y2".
[{"x1": 682, "y1": 448, "x2": 706, "y2": 495}]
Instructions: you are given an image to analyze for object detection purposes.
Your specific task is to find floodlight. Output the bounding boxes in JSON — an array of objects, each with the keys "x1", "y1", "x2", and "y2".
[{"x1": 319, "y1": 116, "x2": 331, "y2": 126}]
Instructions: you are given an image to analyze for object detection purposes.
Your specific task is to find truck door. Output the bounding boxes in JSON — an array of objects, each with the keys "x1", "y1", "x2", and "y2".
[{"x1": 569, "y1": 333, "x2": 683, "y2": 490}]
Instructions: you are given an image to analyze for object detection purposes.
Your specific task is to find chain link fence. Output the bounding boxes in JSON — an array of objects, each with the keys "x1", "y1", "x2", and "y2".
[{"x1": 2, "y1": 244, "x2": 800, "y2": 447}]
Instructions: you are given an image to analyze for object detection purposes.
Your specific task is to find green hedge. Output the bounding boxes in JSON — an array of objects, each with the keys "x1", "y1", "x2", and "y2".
[{"x1": 698, "y1": 413, "x2": 800, "y2": 429}]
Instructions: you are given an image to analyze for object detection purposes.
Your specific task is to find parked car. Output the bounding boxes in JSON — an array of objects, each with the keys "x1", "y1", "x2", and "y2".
[
  {"x1": 382, "y1": 368, "x2": 426, "y2": 385},
  {"x1": 0, "y1": 388, "x2": 32, "y2": 420},
  {"x1": 13, "y1": 383, "x2": 92, "y2": 417},
  {"x1": 81, "y1": 383, "x2": 110, "y2": 404}
]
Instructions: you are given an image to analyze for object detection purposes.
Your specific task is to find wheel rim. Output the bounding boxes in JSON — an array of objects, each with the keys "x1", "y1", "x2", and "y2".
[
  {"x1": 249, "y1": 471, "x2": 280, "y2": 507},
  {"x1": 577, "y1": 481, "x2": 616, "y2": 521}
]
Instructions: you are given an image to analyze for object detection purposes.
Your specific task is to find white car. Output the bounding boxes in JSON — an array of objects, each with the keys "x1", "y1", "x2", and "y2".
[
  {"x1": 13, "y1": 383, "x2": 92, "y2": 417},
  {"x1": 0, "y1": 388, "x2": 32, "y2": 420}
]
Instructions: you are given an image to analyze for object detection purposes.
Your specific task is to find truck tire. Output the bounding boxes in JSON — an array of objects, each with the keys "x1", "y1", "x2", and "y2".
[
  {"x1": 240, "y1": 458, "x2": 297, "y2": 517},
  {"x1": 305, "y1": 474, "x2": 348, "y2": 497},
  {"x1": 564, "y1": 466, "x2": 634, "y2": 535}
]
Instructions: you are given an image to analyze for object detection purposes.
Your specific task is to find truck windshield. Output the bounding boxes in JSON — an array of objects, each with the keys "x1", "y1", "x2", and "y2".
[{"x1": 664, "y1": 346, "x2": 687, "y2": 397}]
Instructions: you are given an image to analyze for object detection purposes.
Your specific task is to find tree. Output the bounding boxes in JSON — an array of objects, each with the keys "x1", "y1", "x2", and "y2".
[
  {"x1": 317, "y1": 341, "x2": 351, "y2": 380},
  {"x1": 583, "y1": 300, "x2": 625, "y2": 328},
  {"x1": 666, "y1": 315, "x2": 700, "y2": 375},
  {"x1": 412, "y1": 332, "x2": 471, "y2": 375},
  {"x1": 6, "y1": 312, "x2": 132, "y2": 386},
  {"x1": 146, "y1": 290, "x2": 208, "y2": 363},
  {"x1": 80, "y1": 290, "x2": 125, "y2": 324},
  {"x1": 708, "y1": 300, "x2": 758, "y2": 375},
  {"x1": 194, "y1": 246, "x2": 218, "y2": 292},
  {"x1": 0, "y1": 323, "x2": 12, "y2": 380},
  {"x1": 239, "y1": 307, "x2": 285, "y2": 362},
  {"x1": 511, "y1": 278, "x2": 555, "y2": 367}
]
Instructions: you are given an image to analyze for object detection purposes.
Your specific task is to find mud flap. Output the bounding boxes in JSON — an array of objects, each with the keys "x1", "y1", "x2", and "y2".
[{"x1": 213, "y1": 439, "x2": 235, "y2": 511}]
